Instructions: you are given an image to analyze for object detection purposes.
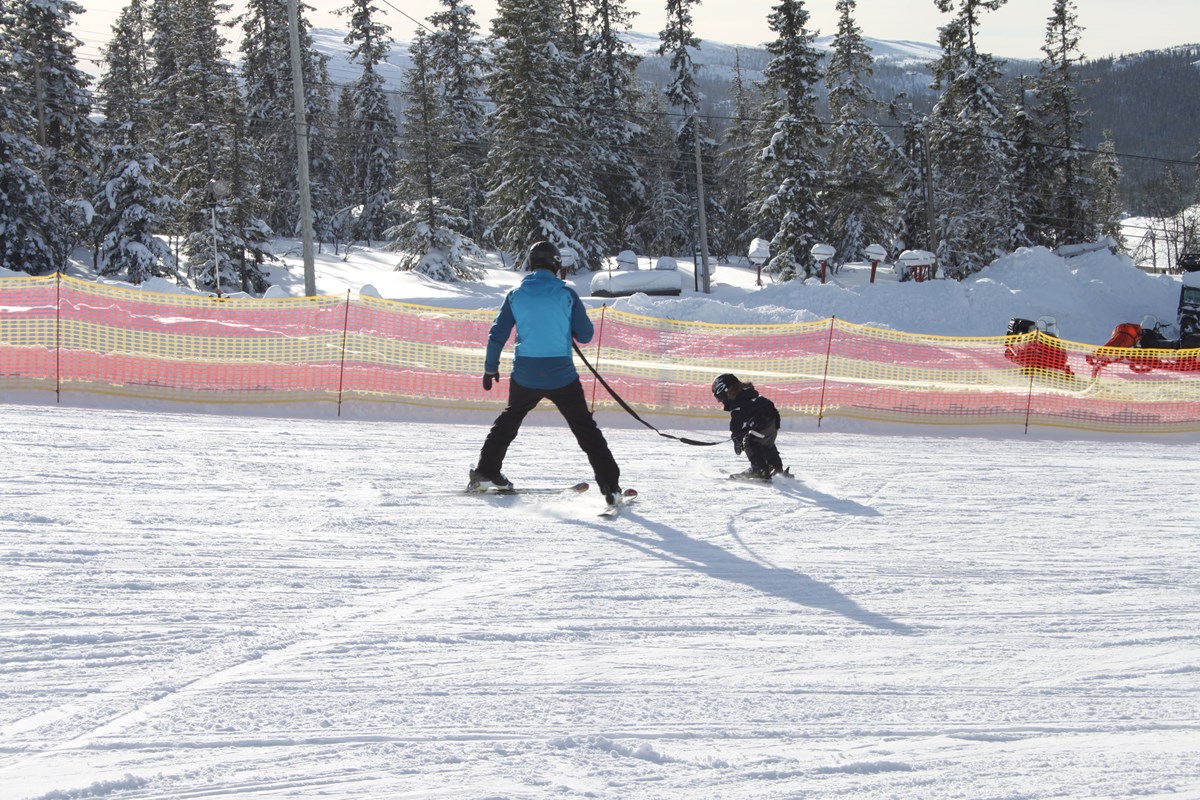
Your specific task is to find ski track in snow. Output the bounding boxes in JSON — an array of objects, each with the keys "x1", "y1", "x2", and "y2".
[{"x1": 2, "y1": 403, "x2": 1199, "y2": 799}]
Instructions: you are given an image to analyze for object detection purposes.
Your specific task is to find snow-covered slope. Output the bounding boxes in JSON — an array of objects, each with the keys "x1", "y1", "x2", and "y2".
[{"x1": 3, "y1": 397, "x2": 1198, "y2": 800}]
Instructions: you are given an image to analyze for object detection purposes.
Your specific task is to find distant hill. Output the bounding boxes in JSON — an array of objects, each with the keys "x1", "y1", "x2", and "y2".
[{"x1": 312, "y1": 29, "x2": 1199, "y2": 214}]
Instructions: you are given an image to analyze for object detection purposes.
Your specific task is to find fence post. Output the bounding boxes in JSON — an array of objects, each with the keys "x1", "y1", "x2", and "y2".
[
  {"x1": 817, "y1": 316, "x2": 835, "y2": 427},
  {"x1": 1023, "y1": 368, "x2": 1035, "y2": 435},
  {"x1": 55, "y1": 272, "x2": 62, "y2": 403},
  {"x1": 588, "y1": 304, "x2": 608, "y2": 413},
  {"x1": 337, "y1": 290, "x2": 351, "y2": 417}
]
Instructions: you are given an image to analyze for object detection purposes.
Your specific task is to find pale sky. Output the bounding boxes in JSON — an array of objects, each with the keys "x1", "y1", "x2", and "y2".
[{"x1": 71, "y1": 0, "x2": 1199, "y2": 69}]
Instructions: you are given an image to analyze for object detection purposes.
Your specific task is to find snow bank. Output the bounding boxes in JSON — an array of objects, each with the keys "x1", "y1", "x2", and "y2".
[
  {"x1": 19, "y1": 239, "x2": 1185, "y2": 347},
  {"x1": 589, "y1": 262, "x2": 684, "y2": 297},
  {"x1": 603, "y1": 246, "x2": 1181, "y2": 344}
]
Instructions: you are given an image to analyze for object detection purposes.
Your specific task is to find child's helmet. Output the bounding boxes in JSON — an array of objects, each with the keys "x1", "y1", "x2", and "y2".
[{"x1": 711, "y1": 373, "x2": 740, "y2": 403}]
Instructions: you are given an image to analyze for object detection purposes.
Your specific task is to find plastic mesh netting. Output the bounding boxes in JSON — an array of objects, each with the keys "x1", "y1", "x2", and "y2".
[{"x1": 2, "y1": 275, "x2": 1198, "y2": 433}]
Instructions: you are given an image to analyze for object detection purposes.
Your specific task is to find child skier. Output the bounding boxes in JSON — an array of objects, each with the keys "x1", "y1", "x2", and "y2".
[{"x1": 711, "y1": 373, "x2": 788, "y2": 481}]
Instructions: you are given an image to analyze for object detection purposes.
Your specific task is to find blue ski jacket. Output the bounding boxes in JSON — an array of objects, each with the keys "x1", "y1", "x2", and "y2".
[{"x1": 485, "y1": 269, "x2": 594, "y2": 389}]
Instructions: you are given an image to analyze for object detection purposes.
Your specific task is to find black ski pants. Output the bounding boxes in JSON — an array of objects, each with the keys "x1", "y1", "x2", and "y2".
[
  {"x1": 744, "y1": 422, "x2": 784, "y2": 473},
  {"x1": 477, "y1": 378, "x2": 621, "y2": 493}
]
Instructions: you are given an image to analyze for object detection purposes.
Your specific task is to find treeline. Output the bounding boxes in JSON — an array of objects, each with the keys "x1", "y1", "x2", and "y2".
[{"x1": 0, "y1": 0, "x2": 1185, "y2": 292}]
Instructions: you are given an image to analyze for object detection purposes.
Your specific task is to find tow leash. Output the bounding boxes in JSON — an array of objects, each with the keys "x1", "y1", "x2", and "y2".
[{"x1": 572, "y1": 343, "x2": 724, "y2": 447}]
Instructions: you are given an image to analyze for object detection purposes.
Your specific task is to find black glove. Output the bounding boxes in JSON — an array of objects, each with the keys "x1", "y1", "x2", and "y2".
[
  {"x1": 733, "y1": 437, "x2": 743, "y2": 455},
  {"x1": 482, "y1": 372, "x2": 500, "y2": 391},
  {"x1": 740, "y1": 429, "x2": 766, "y2": 454}
]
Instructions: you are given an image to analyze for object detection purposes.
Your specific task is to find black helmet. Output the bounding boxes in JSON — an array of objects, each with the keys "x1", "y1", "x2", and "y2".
[
  {"x1": 528, "y1": 241, "x2": 561, "y2": 271},
  {"x1": 711, "y1": 373, "x2": 740, "y2": 403}
]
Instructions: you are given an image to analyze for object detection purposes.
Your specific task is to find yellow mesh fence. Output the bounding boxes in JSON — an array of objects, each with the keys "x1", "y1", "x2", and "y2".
[{"x1": 2, "y1": 274, "x2": 1198, "y2": 433}]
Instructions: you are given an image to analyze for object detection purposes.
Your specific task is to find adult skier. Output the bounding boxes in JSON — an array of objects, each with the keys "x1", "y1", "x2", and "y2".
[
  {"x1": 711, "y1": 373, "x2": 787, "y2": 481},
  {"x1": 469, "y1": 241, "x2": 624, "y2": 505}
]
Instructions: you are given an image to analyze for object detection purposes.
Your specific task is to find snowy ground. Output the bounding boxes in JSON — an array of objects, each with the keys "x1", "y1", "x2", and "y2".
[{"x1": 3, "y1": 402, "x2": 1199, "y2": 799}]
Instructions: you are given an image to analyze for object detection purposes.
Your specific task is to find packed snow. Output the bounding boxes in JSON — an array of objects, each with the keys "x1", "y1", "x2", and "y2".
[{"x1": 2, "y1": 243, "x2": 1198, "y2": 799}]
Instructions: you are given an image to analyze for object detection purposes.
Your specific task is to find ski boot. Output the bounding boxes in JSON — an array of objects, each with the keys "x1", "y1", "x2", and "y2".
[{"x1": 467, "y1": 467, "x2": 514, "y2": 493}]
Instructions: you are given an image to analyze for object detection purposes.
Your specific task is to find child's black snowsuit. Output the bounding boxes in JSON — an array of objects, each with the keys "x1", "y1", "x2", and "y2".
[{"x1": 722, "y1": 384, "x2": 784, "y2": 475}]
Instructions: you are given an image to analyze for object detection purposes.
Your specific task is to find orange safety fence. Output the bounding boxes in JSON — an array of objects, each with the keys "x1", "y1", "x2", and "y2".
[{"x1": 2, "y1": 274, "x2": 1199, "y2": 434}]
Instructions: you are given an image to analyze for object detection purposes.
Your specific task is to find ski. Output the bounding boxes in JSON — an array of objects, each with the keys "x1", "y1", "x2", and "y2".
[
  {"x1": 465, "y1": 481, "x2": 590, "y2": 497},
  {"x1": 727, "y1": 468, "x2": 794, "y2": 484},
  {"x1": 599, "y1": 488, "x2": 638, "y2": 517}
]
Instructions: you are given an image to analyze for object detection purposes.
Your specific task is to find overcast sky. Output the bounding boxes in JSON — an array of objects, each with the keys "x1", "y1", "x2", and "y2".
[{"x1": 71, "y1": 0, "x2": 1198, "y2": 68}]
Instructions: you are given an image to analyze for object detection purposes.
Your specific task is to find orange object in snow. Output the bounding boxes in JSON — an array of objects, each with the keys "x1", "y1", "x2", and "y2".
[{"x1": 1101, "y1": 323, "x2": 1143, "y2": 349}]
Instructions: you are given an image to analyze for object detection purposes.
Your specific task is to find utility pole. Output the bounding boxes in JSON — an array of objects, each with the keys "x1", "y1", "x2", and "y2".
[
  {"x1": 209, "y1": 180, "x2": 228, "y2": 297},
  {"x1": 287, "y1": 0, "x2": 317, "y2": 296},
  {"x1": 692, "y1": 114, "x2": 712, "y2": 294},
  {"x1": 922, "y1": 126, "x2": 937, "y2": 254}
]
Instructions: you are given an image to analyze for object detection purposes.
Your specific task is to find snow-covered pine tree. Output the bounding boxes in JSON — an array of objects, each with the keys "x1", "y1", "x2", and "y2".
[
  {"x1": 426, "y1": 0, "x2": 490, "y2": 245},
  {"x1": 750, "y1": 0, "x2": 827, "y2": 281},
  {"x1": 226, "y1": 116, "x2": 276, "y2": 294},
  {"x1": 94, "y1": 153, "x2": 179, "y2": 284},
  {"x1": 719, "y1": 49, "x2": 760, "y2": 260},
  {"x1": 631, "y1": 91, "x2": 691, "y2": 256},
  {"x1": 1003, "y1": 82, "x2": 1041, "y2": 248},
  {"x1": 1034, "y1": 0, "x2": 1092, "y2": 247},
  {"x1": 1090, "y1": 128, "x2": 1124, "y2": 249},
  {"x1": 891, "y1": 108, "x2": 934, "y2": 258},
  {"x1": 7, "y1": 0, "x2": 96, "y2": 268},
  {"x1": 94, "y1": 0, "x2": 178, "y2": 284},
  {"x1": 147, "y1": 0, "x2": 180, "y2": 138},
  {"x1": 0, "y1": 17, "x2": 58, "y2": 274},
  {"x1": 239, "y1": 0, "x2": 336, "y2": 240},
  {"x1": 388, "y1": 30, "x2": 483, "y2": 281},
  {"x1": 155, "y1": 0, "x2": 262, "y2": 293},
  {"x1": 658, "y1": 0, "x2": 725, "y2": 258},
  {"x1": 484, "y1": 0, "x2": 608, "y2": 270},
  {"x1": 337, "y1": 0, "x2": 399, "y2": 246},
  {"x1": 1005, "y1": 79, "x2": 1042, "y2": 249},
  {"x1": 929, "y1": 0, "x2": 1016, "y2": 277},
  {"x1": 824, "y1": 0, "x2": 897, "y2": 266},
  {"x1": 95, "y1": 0, "x2": 152, "y2": 154},
  {"x1": 580, "y1": 0, "x2": 645, "y2": 250}
]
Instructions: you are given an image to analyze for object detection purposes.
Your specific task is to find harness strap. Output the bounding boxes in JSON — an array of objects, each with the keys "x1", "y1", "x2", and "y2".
[{"x1": 573, "y1": 343, "x2": 723, "y2": 447}]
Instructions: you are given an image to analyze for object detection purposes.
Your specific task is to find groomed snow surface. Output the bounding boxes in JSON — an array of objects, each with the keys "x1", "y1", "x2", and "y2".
[{"x1": 3, "y1": 402, "x2": 1199, "y2": 799}]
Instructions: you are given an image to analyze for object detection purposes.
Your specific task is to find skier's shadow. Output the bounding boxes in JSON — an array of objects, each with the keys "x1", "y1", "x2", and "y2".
[
  {"x1": 771, "y1": 480, "x2": 881, "y2": 517},
  {"x1": 603, "y1": 514, "x2": 914, "y2": 635}
]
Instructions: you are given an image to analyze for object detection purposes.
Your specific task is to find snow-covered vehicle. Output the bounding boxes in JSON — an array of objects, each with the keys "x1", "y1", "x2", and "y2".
[
  {"x1": 1004, "y1": 316, "x2": 1074, "y2": 377},
  {"x1": 1175, "y1": 254, "x2": 1200, "y2": 346},
  {"x1": 1087, "y1": 316, "x2": 1200, "y2": 375},
  {"x1": 1086, "y1": 259, "x2": 1200, "y2": 375}
]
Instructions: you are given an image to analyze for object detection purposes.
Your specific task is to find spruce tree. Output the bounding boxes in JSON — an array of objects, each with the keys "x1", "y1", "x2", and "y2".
[
  {"x1": 659, "y1": 0, "x2": 725, "y2": 257},
  {"x1": 389, "y1": 30, "x2": 483, "y2": 281},
  {"x1": 159, "y1": 0, "x2": 267, "y2": 293},
  {"x1": 719, "y1": 50, "x2": 759, "y2": 259},
  {"x1": 337, "y1": 0, "x2": 399, "y2": 245},
  {"x1": 484, "y1": 0, "x2": 607, "y2": 270},
  {"x1": 581, "y1": 0, "x2": 645, "y2": 250},
  {"x1": 929, "y1": 0, "x2": 1015, "y2": 276},
  {"x1": 1034, "y1": 0, "x2": 1092, "y2": 246},
  {"x1": 0, "y1": 16, "x2": 57, "y2": 274},
  {"x1": 426, "y1": 0, "x2": 489, "y2": 244},
  {"x1": 8, "y1": 0, "x2": 96, "y2": 267},
  {"x1": 750, "y1": 0, "x2": 827, "y2": 281},
  {"x1": 1090, "y1": 128, "x2": 1124, "y2": 249},
  {"x1": 1005, "y1": 83, "x2": 1042, "y2": 249},
  {"x1": 94, "y1": 0, "x2": 178, "y2": 284},
  {"x1": 239, "y1": 0, "x2": 335, "y2": 240},
  {"x1": 631, "y1": 91, "x2": 691, "y2": 256},
  {"x1": 892, "y1": 111, "x2": 935, "y2": 259},
  {"x1": 824, "y1": 0, "x2": 897, "y2": 265}
]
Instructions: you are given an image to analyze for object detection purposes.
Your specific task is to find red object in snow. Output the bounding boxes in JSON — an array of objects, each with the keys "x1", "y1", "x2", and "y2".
[{"x1": 1004, "y1": 318, "x2": 1075, "y2": 377}]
